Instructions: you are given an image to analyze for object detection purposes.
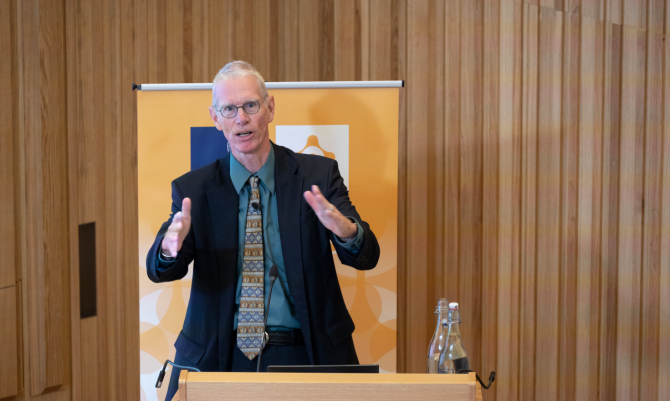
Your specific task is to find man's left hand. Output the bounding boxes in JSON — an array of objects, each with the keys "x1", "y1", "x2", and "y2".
[{"x1": 303, "y1": 185, "x2": 357, "y2": 239}]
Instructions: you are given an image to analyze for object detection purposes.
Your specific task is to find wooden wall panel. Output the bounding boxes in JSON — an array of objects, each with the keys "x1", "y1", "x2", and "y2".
[
  {"x1": 496, "y1": 3, "x2": 519, "y2": 400},
  {"x1": 18, "y1": 0, "x2": 71, "y2": 397},
  {"x1": 640, "y1": 30, "x2": 663, "y2": 401},
  {"x1": 0, "y1": 287, "x2": 18, "y2": 399},
  {"x1": 0, "y1": 0, "x2": 17, "y2": 291},
  {"x1": 558, "y1": 9, "x2": 579, "y2": 401},
  {"x1": 6, "y1": 0, "x2": 670, "y2": 400},
  {"x1": 480, "y1": 0, "x2": 500, "y2": 399},
  {"x1": 659, "y1": 32, "x2": 670, "y2": 401},
  {"x1": 64, "y1": 0, "x2": 141, "y2": 399},
  {"x1": 404, "y1": 0, "x2": 432, "y2": 375},
  {"x1": 599, "y1": 20, "x2": 622, "y2": 401},
  {"x1": 616, "y1": 24, "x2": 646, "y2": 400},
  {"x1": 458, "y1": 0, "x2": 484, "y2": 376},
  {"x1": 519, "y1": 5, "x2": 539, "y2": 400},
  {"x1": 575, "y1": 15, "x2": 604, "y2": 401},
  {"x1": 535, "y1": 8, "x2": 562, "y2": 400},
  {"x1": 443, "y1": 0, "x2": 461, "y2": 314}
]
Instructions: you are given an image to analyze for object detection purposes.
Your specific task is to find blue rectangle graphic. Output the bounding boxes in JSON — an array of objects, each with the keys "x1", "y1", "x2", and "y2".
[{"x1": 191, "y1": 127, "x2": 228, "y2": 171}]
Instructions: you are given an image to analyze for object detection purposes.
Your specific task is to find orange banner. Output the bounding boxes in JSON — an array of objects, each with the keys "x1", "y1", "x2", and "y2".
[{"x1": 137, "y1": 86, "x2": 398, "y2": 401}]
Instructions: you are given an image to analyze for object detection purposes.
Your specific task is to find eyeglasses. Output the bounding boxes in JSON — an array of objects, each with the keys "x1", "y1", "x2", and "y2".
[{"x1": 216, "y1": 101, "x2": 262, "y2": 119}]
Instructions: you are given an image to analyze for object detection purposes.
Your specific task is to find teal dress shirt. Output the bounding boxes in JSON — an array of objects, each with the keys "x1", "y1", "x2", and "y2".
[{"x1": 158, "y1": 146, "x2": 364, "y2": 331}]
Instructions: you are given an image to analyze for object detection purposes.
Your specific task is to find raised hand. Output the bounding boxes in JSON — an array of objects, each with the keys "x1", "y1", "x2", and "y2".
[
  {"x1": 303, "y1": 185, "x2": 357, "y2": 239},
  {"x1": 161, "y1": 197, "x2": 192, "y2": 258}
]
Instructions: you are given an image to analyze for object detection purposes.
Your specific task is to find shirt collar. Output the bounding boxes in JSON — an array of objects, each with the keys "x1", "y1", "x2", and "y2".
[{"x1": 229, "y1": 145, "x2": 276, "y2": 194}]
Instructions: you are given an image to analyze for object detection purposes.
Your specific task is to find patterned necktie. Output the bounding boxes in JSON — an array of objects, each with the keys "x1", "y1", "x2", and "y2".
[{"x1": 237, "y1": 176, "x2": 265, "y2": 360}]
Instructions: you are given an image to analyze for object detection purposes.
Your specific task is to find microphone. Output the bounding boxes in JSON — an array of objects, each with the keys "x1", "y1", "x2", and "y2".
[
  {"x1": 155, "y1": 359, "x2": 201, "y2": 388},
  {"x1": 251, "y1": 202, "x2": 262, "y2": 211},
  {"x1": 257, "y1": 264, "x2": 279, "y2": 373}
]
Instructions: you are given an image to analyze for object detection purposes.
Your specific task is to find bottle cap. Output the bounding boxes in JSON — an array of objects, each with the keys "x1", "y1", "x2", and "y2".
[{"x1": 449, "y1": 302, "x2": 459, "y2": 309}]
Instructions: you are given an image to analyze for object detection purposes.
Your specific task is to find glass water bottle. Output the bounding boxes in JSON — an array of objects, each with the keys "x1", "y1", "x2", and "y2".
[
  {"x1": 427, "y1": 298, "x2": 449, "y2": 373},
  {"x1": 438, "y1": 302, "x2": 469, "y2": 374}
]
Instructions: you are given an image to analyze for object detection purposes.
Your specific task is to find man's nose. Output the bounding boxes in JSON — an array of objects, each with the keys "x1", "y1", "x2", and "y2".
[{"x1": 235, "y1": 107, "x2": 251, "y2": 124}]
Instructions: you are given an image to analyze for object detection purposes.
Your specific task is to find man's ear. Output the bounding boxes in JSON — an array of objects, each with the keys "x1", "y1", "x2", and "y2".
[{"x1": 266, "y1": 95, "x2": 275, "y2": 124}]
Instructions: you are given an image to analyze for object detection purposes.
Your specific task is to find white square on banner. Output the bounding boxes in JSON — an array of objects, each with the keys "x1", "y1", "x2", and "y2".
[{"x1": 276, "y1": 125, "x2": 350, "y2": 188}]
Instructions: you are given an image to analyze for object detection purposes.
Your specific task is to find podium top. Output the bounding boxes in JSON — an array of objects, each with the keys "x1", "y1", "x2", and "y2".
[{"x1": 177, "y1": 371, "x2": 482, "y2": 401}]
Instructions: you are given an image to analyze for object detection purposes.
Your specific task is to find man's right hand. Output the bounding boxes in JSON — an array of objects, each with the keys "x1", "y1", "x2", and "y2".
[{"x1": 161, "y1": 198, "x2": 192, "y2": 258}]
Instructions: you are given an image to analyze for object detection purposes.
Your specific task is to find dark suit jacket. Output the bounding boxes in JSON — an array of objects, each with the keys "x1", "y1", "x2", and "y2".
[{"x1": 146, "y1": 143, "x2": 380, "y2": 400}]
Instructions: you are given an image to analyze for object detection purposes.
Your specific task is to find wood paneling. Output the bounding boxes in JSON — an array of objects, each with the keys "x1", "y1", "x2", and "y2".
[
  {"x1": 0, "y1": 0, "x2": 17, "y2": 291},
  {"x1": 0, "y1": 287, "x2": 19, "y2": 399},
  {"x1": 18, "y1": 0, "x2": 70, "y2": 397},
  {"x1": 6, "y1": 0, "x2": 670, "y2": 400}
]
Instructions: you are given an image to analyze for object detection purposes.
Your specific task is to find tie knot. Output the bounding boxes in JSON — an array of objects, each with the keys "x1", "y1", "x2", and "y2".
[{"x1": 249, "y1": 176, "x2": 259, "y2": 190}]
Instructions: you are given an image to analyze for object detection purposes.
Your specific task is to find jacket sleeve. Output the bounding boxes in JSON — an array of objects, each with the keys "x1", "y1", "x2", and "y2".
[
  {"x1": 324, "y1": 160, "x2": 380, "y2": 270},
  {"x1": 146, "y1": 180, "x2": 196, "y2": 282}
]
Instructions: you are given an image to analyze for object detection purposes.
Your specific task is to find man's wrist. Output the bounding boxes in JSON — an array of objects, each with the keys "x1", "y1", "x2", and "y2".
[
  {"x1": 160, "y1": 248, "x2": 176, "y2": 261},
  {"x1": 338, "y1": 220, "x2": 358, "y2": 242}
]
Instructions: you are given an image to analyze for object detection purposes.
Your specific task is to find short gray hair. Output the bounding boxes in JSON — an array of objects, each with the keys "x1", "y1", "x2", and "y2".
[{"x1": 212, "y1": 61, "x2": 268, "y2": 107}]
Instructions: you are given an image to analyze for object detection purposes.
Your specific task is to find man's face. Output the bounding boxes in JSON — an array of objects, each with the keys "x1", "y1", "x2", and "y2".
[{"x1": 209, "y1": 75, "x2": 275, "y2": 159}]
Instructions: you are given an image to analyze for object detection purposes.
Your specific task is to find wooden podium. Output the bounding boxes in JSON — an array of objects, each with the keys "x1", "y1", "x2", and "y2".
[{"x1": 176, "y1": 371, "x2": 483, "y2": 400}]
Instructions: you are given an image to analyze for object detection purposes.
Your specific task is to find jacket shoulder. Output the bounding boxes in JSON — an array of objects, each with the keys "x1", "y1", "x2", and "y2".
[{"x1": 172, "y1": 157, "x2": 225, "y2": 192}]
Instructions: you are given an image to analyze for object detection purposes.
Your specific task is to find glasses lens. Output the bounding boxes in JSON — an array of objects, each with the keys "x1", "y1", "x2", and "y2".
[
  {"x1": 244, "y1": 101, "x2": 260, "y2": 114},
  {"x1": 221, "y1": 105, "x2": 237, "y2": 118}
]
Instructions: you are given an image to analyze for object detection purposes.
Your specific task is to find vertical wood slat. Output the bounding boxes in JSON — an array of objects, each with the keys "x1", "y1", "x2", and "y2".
[
  {"x1": 298, "y1": 0, "x2": 320, "y2": 81},
  {"x1": 519, "y1": 4, "x2": 539, "y2": 400},
  {"x1": 277, "y1": 0, "x2": 300, "y2": 82},
  {"x1": 0, "y1": 0, "x2": 17, "y2": 289},
  {"x1": 369, "y1": 0, "x2": 399, "y2": 80},
  {"x1": 0, "y1": 5, "x2": 19, "y2": 397},
  {"x1": 587, "y1": 19, "x2": 606, "y2": 401},
  {"x1": 535, "y1": 7, "x2": 562, "y2": 401},
  {"x1": 103, "y1": 0, "x2": 123, "y2": 399},
  {"x1": 20, "y1": 0, "x2": 70, "y2": 396},
  {"x1": 334, "y1": 0, "x2": 359, "y2": 81},
  {"x1": 458, "y1": 0, "x2": 484, "y2": 375},
  {"x1": 65, "y1": 0, "x2": 83, "y2": 398},
  {"x1": 659, "y1": 27, "x2": 670, "y2": 401},
  {"x1": 20, "y1": 1, "x2": 47, "y2": 393},
  {"x1": 622, "y1": 0, "x2": 646, "y2": 31},
  {"x1": 0, "y1": 287, "x2": 18, "y2": 399},
  {"x1": 599, "y1": 21, "x2": 622, "y2": 401},
  {"x1": 496, "y1": 2, "x2": 517, "y2": 399},
  {"x1": 425, "y1": 0, "x2": 446, "y2": 319},
  {"x1": 639, "y1": 29, "x2": 663, "y2": 401},
  {"x1": 616, "y1": 24, "x2": 646, "y2": 401},
  {"x1": 480, "y1": 0, "x2": 500, "y2": 398},
  {"x1": 575, "y1": 14, "x2": 604, "y2": 401},
  {"x1": 404, "y1": 0, "x2": 431, "y2": 375},
  {"x1": 120, "y1": 0, "x2": 141, "y2": 398},
  {"x1": 558, "y1": 9, "x2": 579, "y2": 401},
  {"x1": 443, "y1": 0, "x2": 461, "y2": 312},
  {"x1": 395, "y1": 0, "x2": 407, "y2": 373}
]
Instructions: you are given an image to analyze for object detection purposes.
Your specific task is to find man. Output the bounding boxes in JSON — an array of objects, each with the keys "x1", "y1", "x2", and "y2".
[{"x1": 146, "y1": 61, "x2": 380, "y2": 401}]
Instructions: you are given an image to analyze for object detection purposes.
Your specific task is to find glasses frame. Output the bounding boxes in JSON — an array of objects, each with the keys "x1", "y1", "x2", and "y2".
[{"x1": 216, "y1": 100, "x2": 262, "y2": 119}]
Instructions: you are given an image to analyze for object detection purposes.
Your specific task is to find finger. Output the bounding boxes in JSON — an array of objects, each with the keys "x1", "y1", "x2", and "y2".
[
  {"x1": 303, "y1": 190, "x2": 319, "y2": 211},
  {"x1": 170, "y1": 212, "x2": 183, "y2": 231},
  {"x1": 310, "y1": 185, "x2": 333, "y2": 211},
  {"x1": 182, "y1": 198, "x2": 192, "y2": 219}
]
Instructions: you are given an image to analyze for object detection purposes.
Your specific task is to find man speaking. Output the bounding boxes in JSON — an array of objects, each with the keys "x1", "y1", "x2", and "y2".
[{"x1": 146, "y1": 61, "x2": 380, "y2": 401}]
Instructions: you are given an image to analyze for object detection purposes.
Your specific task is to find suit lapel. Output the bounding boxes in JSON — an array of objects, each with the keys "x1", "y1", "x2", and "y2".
[
  {"x1": 274, "y1": 145, "x2": 314, "y2": 362},
  {"x1": 205, "y1": 154, "x2": 240, "y2": 370}
]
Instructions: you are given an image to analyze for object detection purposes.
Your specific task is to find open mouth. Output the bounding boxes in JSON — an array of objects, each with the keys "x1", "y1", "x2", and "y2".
[{"x1": 236, "y1": 131, "x2": 252, "y2": 138}]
